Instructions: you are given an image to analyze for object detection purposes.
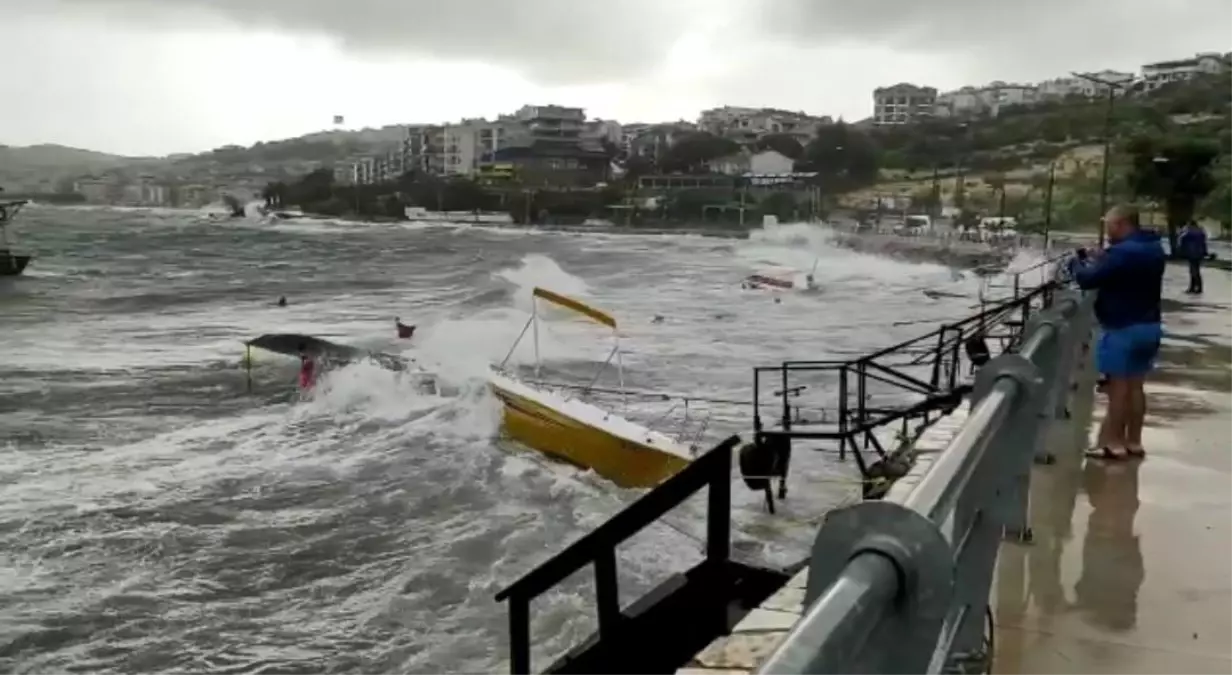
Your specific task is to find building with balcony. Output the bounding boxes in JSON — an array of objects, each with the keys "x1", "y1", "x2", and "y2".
[
  {"x1": 698, "y1": 106, "x2": 831, "y2": 144},
  {"x1": 935, "y1": 81, "x2": 1041, "y2": 118},
  {"x1": 351, "y1": 151, "x2": 405, "y2": 185},
  {"x1": 872, "y1": 84, "x2": 937, "y2": 125},
  {"x1": 1140, "y1": 52, "x2": 1230, "y2": 92},
  {"x1": 488, "y1": 104, "x2": 611, "y2": 186}
]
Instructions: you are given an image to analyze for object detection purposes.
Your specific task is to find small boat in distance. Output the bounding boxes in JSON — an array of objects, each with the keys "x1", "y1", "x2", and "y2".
[
  {"x1": 0, "y1": 199, "x2": 33, "y2": 277},
  {"x1": 488, "y1": 287, "x2": 693, "y2": 488}
]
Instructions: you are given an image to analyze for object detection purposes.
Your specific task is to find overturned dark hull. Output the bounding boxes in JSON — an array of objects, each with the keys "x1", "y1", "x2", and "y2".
[
  {"x1": 0, "y1": 252, "x2": 31, "y2": 276},
  {"x1": 245, "y1": 333, "x2": 409, "y2": 371}
]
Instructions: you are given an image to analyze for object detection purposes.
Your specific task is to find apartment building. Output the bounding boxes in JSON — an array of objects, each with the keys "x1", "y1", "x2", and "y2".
[
  {"x1": 935, "y1": 81, "x2": 1040, "y2": 118},
  {"x1": 73, "y1": 178, "x2": 120, "y2": 203},
  {"x1": 1140, "y1": 52, "x2": 1230, "y2": 92},
  {"x1": 698, "y1": 106, "x2": 831, "y2": 144},
  {"x1": 872, "y1": 84, "x2": 937, "y2": 125},
  {"x1": 351, "y1": 151, "x2": 405, "y2": 185},
  {"x1": 584, "y1": 119, "x2": 623, "y2": 146},
  {"x1": 1035, "y1": 70, "x2": 1136, "y2": 101},
  {"x1": 491, "y1": 105, "x2": 610, "y2": 186},
  {"x1": 625, "y1": 122, "x2": 698, "y2": 161}
]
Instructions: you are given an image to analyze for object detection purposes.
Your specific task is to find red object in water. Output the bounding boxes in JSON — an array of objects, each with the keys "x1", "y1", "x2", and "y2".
[
  {"x1": 396, "y1": 319, "x2": 416, "y2": 339},
  {"x1": 299, "y1": 357, "x2": 316, "y2": 390}
]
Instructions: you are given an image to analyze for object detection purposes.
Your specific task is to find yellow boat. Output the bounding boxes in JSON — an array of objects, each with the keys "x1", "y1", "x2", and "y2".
[{"x1": 489, "y1": 287, "x2": 693, "y2": 488}]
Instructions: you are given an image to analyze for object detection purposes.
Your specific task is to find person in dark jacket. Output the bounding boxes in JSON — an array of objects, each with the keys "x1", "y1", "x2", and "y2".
[
  {"x1": 1069, "y1": 205, "x2": 1165, "y2": 460},
  {"x1": 1177, "y1": 220, "x2": 1208, "y2": 294}
]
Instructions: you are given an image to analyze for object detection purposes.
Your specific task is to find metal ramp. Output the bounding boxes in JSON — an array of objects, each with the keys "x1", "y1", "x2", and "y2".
[{"x1": 493, "y1": 261, "x2": 1066, "y2": 674}]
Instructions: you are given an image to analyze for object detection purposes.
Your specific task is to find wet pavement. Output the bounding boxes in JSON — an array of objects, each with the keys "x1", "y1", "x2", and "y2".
[{"x1": 994, "y1": 267, "x2": 1232, "y2": 674}]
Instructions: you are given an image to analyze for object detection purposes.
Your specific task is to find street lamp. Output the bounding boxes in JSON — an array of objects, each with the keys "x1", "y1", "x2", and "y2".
[{"x1": 1071, "y1": 71, "x2": 1130, "y2": 247}]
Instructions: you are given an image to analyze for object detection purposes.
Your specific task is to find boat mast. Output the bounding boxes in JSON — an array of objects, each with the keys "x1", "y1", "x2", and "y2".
[{"x1": 532, "y1": 294, "x2": 541, "y2": 379}]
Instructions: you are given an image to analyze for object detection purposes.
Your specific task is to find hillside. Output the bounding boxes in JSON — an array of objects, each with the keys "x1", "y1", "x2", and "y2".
[
  {"x1": 848, "y1": 73, "x2": 1231, "y2": 228},
  {"x1": 0, "y1": 144, "x2": 140, "y2": 172}
]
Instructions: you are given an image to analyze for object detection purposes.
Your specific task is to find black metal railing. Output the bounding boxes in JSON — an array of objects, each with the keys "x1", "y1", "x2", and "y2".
[
  {"x1": 748, "y1": 279, "x2": 1058, "y2": 505},
  {"x1": 495, "y1": 436, "x2": 740, "y2": 674}
]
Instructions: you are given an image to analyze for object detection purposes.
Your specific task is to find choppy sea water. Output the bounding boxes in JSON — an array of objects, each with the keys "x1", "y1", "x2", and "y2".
[{"x1": 0, "y1": 206, "x2": 1033, "y2": 673}]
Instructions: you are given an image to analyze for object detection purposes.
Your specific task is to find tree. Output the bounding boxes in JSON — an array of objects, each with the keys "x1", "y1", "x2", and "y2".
[
  {"x1": 657, "y1": 132, "x2": 740, "y2": 174},
  {"x1": 797, "y1": 122, "x2": 880, "y2": 193},
  {"x1": 1192, "y1": 177, "x2": 1232, "y2": 230},
  {"x1": 1125, "y1": 134, "x2": 1220, "y2": 254}
]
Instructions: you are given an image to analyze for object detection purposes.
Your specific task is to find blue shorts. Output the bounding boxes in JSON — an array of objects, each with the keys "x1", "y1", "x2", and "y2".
[{"x1": 1097, "y1": 323, "x2": 1163, "y2": 378}]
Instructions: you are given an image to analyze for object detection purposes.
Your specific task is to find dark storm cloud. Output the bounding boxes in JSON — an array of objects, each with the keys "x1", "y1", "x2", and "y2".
[
  {"x1": 41, "y1": 0, "x2": 695, "y2": 83},
  {"x1": 757, "y1": 0, "x2": 1231, "y2": 77}
]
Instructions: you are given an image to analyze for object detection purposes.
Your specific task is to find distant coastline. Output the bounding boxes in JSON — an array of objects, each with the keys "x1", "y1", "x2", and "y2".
[{"x1": 1, "y1": 192, "x2": 86, "y2": 205}]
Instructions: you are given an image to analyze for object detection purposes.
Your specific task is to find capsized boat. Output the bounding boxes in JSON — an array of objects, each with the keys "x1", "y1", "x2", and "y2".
[
  {"x1": 488, "y1": 288, "x2": 694, "y2": 488},
  {"x1": 243, "y1": 332, "x2": 439, "y2": 394},
  {"x1": 0, "y1": 200, "x2": 33, "y2": 277}
]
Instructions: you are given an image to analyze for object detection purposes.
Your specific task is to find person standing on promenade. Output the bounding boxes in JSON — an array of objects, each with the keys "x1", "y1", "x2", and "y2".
[
  {"x1": 1178, "y1": 220, "x2": 1208, "y2": 294},
  {"x1": 1069, "y1": 205, "x2": 1166, "y2": 460}
]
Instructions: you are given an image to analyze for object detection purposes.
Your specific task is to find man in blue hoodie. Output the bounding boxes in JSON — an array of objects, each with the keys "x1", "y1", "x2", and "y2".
[
  {"x1": 1177, "y1": 220, "x2": 1208, "y2": 294},
  {"x1": 1070, "y1": 205, "x2": 1165, "y2": 460}
]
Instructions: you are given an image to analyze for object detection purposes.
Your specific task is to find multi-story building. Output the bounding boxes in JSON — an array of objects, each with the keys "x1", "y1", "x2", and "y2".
[
  {"x1": 491, "y1": 104, "x2": 609, "y2": 187},
  {"x1": 872, "y1": 84, "x2": 938, "y2": 125},
  {"x1": 626, "y1": 122, "x2": 698, "y2": 161},
  {"x1": 1140, "y1": 52, "x2": 1230, "y2": 92},
  {"x1": 1037, "y1": 70, "x2": 1136, "y2": 100},
  {"x1": 583, "y1": 119, "x2": 623, "y2": 146},
  {"x1": 351, "y1": 151, "x2": 404, "y2": 185},
  {"x1": 936, "y1": 81, "x2": 1041, "y2": 118},
  {"x1": 698, "y1": 106, "x2": 831, "y2": 144},
  {"x1": 73, "y1": 178, "x2": 120, "y2": 203}
]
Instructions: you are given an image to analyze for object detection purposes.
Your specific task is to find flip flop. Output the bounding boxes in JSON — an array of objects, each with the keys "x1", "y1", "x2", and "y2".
[
  {"x1": 1125, "y1": 445, "x2": 1146, "y2": 458},
  {"x1": 1085, "y1": 446, "x2": 1128, "y2": 461}
]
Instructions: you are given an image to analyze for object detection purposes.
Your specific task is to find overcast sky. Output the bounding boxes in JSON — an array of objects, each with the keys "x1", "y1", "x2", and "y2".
[{"x1": 3, "y1": 0, "x2": 1228, "y2": 156}]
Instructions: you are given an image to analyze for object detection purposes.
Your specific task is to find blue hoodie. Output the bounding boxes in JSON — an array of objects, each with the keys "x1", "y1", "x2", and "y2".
[
  {"x1": 1070, "y1": 229, "x2": 1165, "y2": 329},
  {"x1": 1178, "y1": 225, "x2": 1208, "y2": 261}
]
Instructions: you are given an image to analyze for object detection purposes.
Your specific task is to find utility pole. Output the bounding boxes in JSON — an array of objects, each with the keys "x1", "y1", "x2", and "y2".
[
  {"x1": 930, "y1": 164, "x2": 941, "y2": 217},
  {"x1": 1043, "y1": 160, "x2": 1057, "y2": 250},
  {"x1": 1071, "y1": 71, "x2": 1129, "y2": 247}
]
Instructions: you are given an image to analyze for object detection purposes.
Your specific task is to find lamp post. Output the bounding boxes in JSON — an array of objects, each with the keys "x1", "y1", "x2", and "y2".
[{"x1": 1071, "y1": 71, "x2": 1130, "y2": 247}]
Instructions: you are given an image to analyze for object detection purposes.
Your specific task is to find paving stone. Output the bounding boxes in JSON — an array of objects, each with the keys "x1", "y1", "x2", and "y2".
[
  {"x1": 691, "y1": 631, "x2": 787, "y2": 670},
  {"x1": 732, "y1": 608, "x2": 799, "y2": 633},
  {"x1": 760, "y1": 585, "x2": 806, "y2": 614}
]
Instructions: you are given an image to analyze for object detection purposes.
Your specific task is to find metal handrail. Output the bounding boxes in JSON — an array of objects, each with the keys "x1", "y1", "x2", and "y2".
[{"x1": 756, "y1": 288, "x2": 1095, "y2": 674}]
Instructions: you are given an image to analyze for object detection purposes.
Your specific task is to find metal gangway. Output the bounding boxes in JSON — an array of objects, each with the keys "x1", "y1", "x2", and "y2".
[{"x1": 757, "y1": 288, "x2": 1096, "y2": 673}]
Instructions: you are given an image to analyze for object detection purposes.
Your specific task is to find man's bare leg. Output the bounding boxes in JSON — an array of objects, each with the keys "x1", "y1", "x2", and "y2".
[
  {"x1": 1094, "y1": 378, "x2": 1129, "y2": 457},
  {"x1": 1125, "y1": 377, "x2": 1147, "y2": 454}
]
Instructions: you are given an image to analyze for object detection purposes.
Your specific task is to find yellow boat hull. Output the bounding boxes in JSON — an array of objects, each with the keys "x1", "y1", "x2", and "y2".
[{"x1": 490, "y1": 381, "x2": 690, "y2": 489}]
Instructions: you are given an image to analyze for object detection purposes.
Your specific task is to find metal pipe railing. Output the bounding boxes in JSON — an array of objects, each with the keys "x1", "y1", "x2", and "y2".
[{"x1": 755, "y1": 287, "x2": 1096, "y2": 674}]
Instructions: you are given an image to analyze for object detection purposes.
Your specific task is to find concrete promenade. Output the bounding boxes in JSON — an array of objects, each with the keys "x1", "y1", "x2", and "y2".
[{"x1": 993, "y1": 265, "x2": 1232, "y2": 674}]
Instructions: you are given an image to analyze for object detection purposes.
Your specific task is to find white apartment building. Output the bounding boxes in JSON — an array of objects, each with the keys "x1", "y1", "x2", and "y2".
[
  {"x1": 935, "y1": 81, "x2": 1041, "y2": 118},
  {"x1": 1037, "y1": 70, "x2": 1136, "y2": 100},
  {"x1": 1140, "y1": 52, "x2": 1230, "y2": 92},
  {"x1": 873, "y1": 84, "x2": 938, "y2": 125},
  {"x1": 625, "y1": 122, "x2": 698, "y2": 161},
  {"x1": 698, "y1": 106, "x2": 831, "y2": 143},
  {"x1": 584, "y1": 119, "x2": 623, "y2": 146}
]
